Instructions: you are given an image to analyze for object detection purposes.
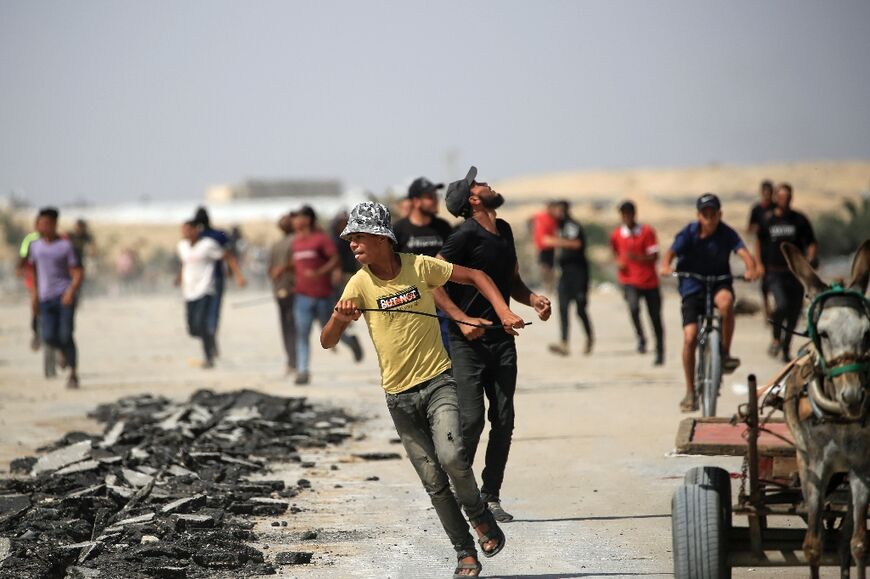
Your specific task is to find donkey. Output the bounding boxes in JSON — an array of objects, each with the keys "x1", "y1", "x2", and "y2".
[{"x1": 782, "y1": 239, "x2": 870, "y2": 578}]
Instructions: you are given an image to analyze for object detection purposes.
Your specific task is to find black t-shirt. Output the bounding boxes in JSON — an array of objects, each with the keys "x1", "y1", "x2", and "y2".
[
  {"x1": 439, "y1": 218, "x2": 517, "y2": 341},
  {"x1": 393, "y1": 216, "x2": 454, "y2": 257},
  {"x1": 748, "y1": 202, "x2": 773, "y2": 230},
  {"x1": 757, "y1": 210, "x2": 815, "y2": 270},
  {"x1": 558, "y1": 217, "x2": 587, "y2": 268}
]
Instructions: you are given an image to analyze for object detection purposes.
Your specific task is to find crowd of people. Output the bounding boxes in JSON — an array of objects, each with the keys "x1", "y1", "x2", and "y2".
[{"x1": 17, "y1": 171, "x2": 820, "y2": 577}]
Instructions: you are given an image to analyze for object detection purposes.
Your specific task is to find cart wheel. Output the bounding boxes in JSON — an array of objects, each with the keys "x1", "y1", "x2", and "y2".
[
  {"x1": 672, "y1": 484, "x2": 728, "y2": 579},
  {"x1": 684, "y1": 466, "x2": 732, "y2": 529}
]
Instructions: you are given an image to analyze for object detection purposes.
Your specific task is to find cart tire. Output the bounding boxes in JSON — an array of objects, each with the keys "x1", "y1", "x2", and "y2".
[
  {"x1": 672, "y1": 484, "x2": 728, "y2": 579},
  {"x1": 684, "y1": 466, "x2": 732, "y2": 529}
]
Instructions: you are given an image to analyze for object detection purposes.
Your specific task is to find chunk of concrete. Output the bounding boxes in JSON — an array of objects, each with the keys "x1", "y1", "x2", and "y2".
[
  {"x1": 98, "y1": 421, "x2": 125, "y2": 448},
  {"x1": 160, "y1": 494, "x2": 206, "y2": 514},
  {"x1": 121, "y1": 468, "x2": 154, "y2": 488},
  {"x1": 275, "y1": 551, "x2": 312, "y2": 565},
  {"x1": 172, "y1": 514, "x2": 214, "y2": 531},
  {"x1": 30, "y1": 440, "x2": 92, "y2": 476},
  {"x1": 55, "y1": 460, "x2": 101, "y2": 476}
]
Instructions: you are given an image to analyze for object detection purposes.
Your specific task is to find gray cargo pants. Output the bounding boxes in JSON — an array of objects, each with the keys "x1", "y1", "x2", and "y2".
[{"x1": 385, "y1": 371, "x2": 487, "y2": 555}]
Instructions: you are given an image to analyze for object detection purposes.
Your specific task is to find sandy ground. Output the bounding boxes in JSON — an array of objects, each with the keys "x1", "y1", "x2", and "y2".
[{"x1": 0, "y1": 285, "x2": 843, "y2": 578}]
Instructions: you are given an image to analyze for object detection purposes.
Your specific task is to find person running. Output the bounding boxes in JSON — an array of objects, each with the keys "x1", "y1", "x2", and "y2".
[
  {"x1": 291, "y1": 205, "x2": 362, "y2": 385},
  {"x1": 191, "y1": 207, "x2": 246, "y2": 357},
  {"x1": 393, "y1": 176, "x2": 455, "y2": 351},
  {"x1": 68, "y1": 219, "x2": 96, "y2": 272},
  {"x1": 269, "y1": 213, "x2": 296, "y2": 375},
  {"x1": 322, "y1": 201, "x2": 520, "y2": 578},
  {"x1": 28, "y1": 207, "x2": 84, "y2": 389},
  {"x1": 660, "y1": 193, "x2": 757, "y2": 412},
  {"x1": 436, "y1": 166, "x2": 551, "y2": 523},
  {"x1": 755, "y1": 183, "x2": 817, "y2": 362},
  {"x1": 176, "y1": 220, "x2": 225, "y2": 368},
  {"x1": 546, "y1": 200, "x2": 594, "y2": 356},
  {"x1": 610, "y1": 200, "x2": 664, "y2": 365},
  {"x1": 17, "y1": 227, "x2": 42, "y2": 352},
  {"x1": 530, "y1": 202, "x2": 558, "y2": 293},
  {"x1": 747, "y1": 180, "x2": 775, "y2": 319}
]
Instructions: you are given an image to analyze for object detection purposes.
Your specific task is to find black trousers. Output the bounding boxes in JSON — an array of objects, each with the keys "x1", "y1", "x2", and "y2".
[
  {"x1": 448, "y1": 334, "x2": 517, "y2": 503},
  {"x1": 557, "y1": 264, "x2": 593, "y2": 342},
  {"x1": 186, "y1": 295, "x2": 216, "y2": 363},
  {"x1": 622, "y1": 285, "x2": 664, "y2": 355},
  {"x1": 766, "y1": 271, "x2": 803, "y2": 356},
  {"x1": 275, "y1": 295, "x2": 296, "y2": 368}
]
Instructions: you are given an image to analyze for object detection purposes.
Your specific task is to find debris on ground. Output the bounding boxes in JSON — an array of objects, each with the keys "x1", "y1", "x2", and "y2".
[{"x1": 0, "y1": 389, "x2": 355, "y2": 578}]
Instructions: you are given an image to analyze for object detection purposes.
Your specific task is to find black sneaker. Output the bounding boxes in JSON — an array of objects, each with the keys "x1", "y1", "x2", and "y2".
[
  {"x1": 295, "y1": 372, "x2": 310, "y2": 386},
  {"x1": 487, "y1": 501, "x2": 514, "y2": 523},
  {"x1": 653, "y1": 352, "x2": 664, "y2": 366},
  {"x1": 348, "y1": 335, "x2": 363, "y2": 363},
  {"x1": 636, "y1": 339, "x2": 647, "y2": 354},
  {"x1": 723, "y1": 356, "x2": 741, "y2": 374}
]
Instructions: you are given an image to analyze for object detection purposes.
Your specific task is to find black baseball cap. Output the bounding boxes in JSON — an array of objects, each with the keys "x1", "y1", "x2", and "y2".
[
  {"x1": 296, "y1": 205, "x2": 317, "y2": 222},
  {"x1": 696, "y1": 193, "x2": 721, "y2": 211},
  {"x1": 617, "y1": 200, "x2": 636, "y2": 214},
  {"x1": 445, "y1": 166, "x2": 478, "y2": 218},
  {"x1": 408, "y1": 177, "x2": 444, "y2": 199}
]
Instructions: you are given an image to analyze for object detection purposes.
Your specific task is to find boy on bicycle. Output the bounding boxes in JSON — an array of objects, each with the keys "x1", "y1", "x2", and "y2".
[{"x1": 660, "y1": 193, "x2": 758, "y2": 412}]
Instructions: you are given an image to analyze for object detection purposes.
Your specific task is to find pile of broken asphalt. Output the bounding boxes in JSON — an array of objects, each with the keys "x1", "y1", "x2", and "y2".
[{"x1": 0, "y1": 389, "x2": 358, "y2": 578}]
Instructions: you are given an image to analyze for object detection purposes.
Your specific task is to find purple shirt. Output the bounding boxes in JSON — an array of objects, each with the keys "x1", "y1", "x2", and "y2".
[{"x1": 28, "y1": 237, "x2": 79, "y2": 301}]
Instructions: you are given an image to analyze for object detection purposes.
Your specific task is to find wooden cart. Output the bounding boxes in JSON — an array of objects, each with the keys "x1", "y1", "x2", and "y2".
[{"x1": 671, "y1": 374, "x2": 858, "y2": 577}]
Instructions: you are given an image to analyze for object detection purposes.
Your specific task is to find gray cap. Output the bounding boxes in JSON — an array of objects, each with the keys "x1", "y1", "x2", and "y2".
[
  {"x1": 340, "y1": 201, "x2": 397, "y2": 244},
  {"x1": 445, "y1": 166, "x2": 478, "y2": 218}
]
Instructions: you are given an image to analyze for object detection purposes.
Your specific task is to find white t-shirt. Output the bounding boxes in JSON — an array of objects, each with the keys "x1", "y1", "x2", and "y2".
[{"x1": 177, "y1": 237, "x2": 224, "y2": 300}]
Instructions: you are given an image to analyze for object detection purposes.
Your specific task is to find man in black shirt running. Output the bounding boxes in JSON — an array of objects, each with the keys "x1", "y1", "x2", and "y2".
[
  {"x1": 747, "y1": 180, "x2": 775, "y2": 319},
  {"x1": 436, "y1": 166, "x2": 551, "y2": 523},
  {"x1": 547, "y1": 200, "x2": 594, "y2": 356},
  {"x1": 755, "y1": 183, "x2": 817, "y2": 362}
]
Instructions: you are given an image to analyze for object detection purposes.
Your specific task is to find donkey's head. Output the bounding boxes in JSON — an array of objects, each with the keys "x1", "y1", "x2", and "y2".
[{"x1": 783, "y1": 240, "x2": 870, "y2": 420}]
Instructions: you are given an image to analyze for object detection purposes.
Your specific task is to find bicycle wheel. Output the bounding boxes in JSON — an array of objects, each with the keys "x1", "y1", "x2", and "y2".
[
  {"x1": 694, "y1": 335, "x2": 706, "y2": 409},
  {"x1": 702, "y1": 329, "x2": 722, "y2": 417}
]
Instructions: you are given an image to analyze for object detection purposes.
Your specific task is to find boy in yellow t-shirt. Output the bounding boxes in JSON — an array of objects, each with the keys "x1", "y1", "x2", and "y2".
[{"x1": 321, "y1": 202, "x2": 525, "y2": 578}]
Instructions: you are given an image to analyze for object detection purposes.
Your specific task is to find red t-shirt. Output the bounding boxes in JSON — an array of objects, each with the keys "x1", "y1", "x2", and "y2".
[
  {"x1": 292, "y1": 231, "x2": 336, "y2": 298},
  {"x1": 532, "y1": 211, "x2": 557, "y2": 250},
  {"x1": 610, "y1": 223, "x2": 659, "y2": 289}
]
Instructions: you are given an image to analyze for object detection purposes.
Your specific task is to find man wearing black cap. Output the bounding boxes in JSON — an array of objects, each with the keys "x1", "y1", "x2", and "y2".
[
  {"x1": 393, "y1": 177, "x2": 454, "y2": 257},
  {"x1": 754, "y1": 183, "x2": 817, "y2": 362},
  {"x1": 436, "y1": 166, "x2": 552, "y2": 522},
  {"x1": 661, "y1": 193, "x2": 758, "y2": 412},
  {"x1": 393, "y1": 177, "x2": 456, "y2": 351}
]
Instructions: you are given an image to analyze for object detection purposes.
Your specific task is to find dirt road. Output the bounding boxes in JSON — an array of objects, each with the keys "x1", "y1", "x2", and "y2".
[{"x1": 0, "y1": 286, "x2": 825, "y2": 578}]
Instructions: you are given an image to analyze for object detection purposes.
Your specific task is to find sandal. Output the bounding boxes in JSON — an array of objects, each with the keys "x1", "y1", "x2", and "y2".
[
  {"x1": 453, "y1": 553, "x2": 482, "y2": 578},
  {"x1": 679, "y1": 393, "x2": 697, "y2": 413},
  {"x1": 473, "y1": 509, "x2": 506, "y2": 558}
]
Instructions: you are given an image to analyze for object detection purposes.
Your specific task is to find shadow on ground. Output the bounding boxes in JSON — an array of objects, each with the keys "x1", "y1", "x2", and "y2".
[{"x1": 512, "y1": 514, "x2": 670, "y2": 523}]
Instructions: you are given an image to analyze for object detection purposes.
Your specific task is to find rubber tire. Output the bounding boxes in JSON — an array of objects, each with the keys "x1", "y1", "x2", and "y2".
[
  {"x1": 684, "y1": 466, "x2": 732, "y2": 530},
  {"x1": 672, "y1": 484, "x2": 727, "y2": 579},
  {"x1": 702, "y1": 330, "x2": 722, "y2": 417}
]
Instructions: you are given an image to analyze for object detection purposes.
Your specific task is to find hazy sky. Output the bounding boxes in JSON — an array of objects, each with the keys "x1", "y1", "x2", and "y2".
[{"x1": 2, "y1": 0, "x2": 869, "y2": 206}]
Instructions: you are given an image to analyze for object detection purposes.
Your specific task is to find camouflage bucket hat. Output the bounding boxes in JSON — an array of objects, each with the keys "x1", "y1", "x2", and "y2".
[{"x1": 340, "y1": 201, "x2": 397, "y2": 244}]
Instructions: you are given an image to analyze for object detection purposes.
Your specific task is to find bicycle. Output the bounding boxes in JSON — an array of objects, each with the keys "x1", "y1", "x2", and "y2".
[{"x1": 673, "y1": 272, "x2": 735, "y2": 417}]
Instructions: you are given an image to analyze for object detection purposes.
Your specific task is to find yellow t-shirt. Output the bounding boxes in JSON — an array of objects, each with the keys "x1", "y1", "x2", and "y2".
[{"x1": 339, "y1": 253, "x2": 454, "y2": 394}]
